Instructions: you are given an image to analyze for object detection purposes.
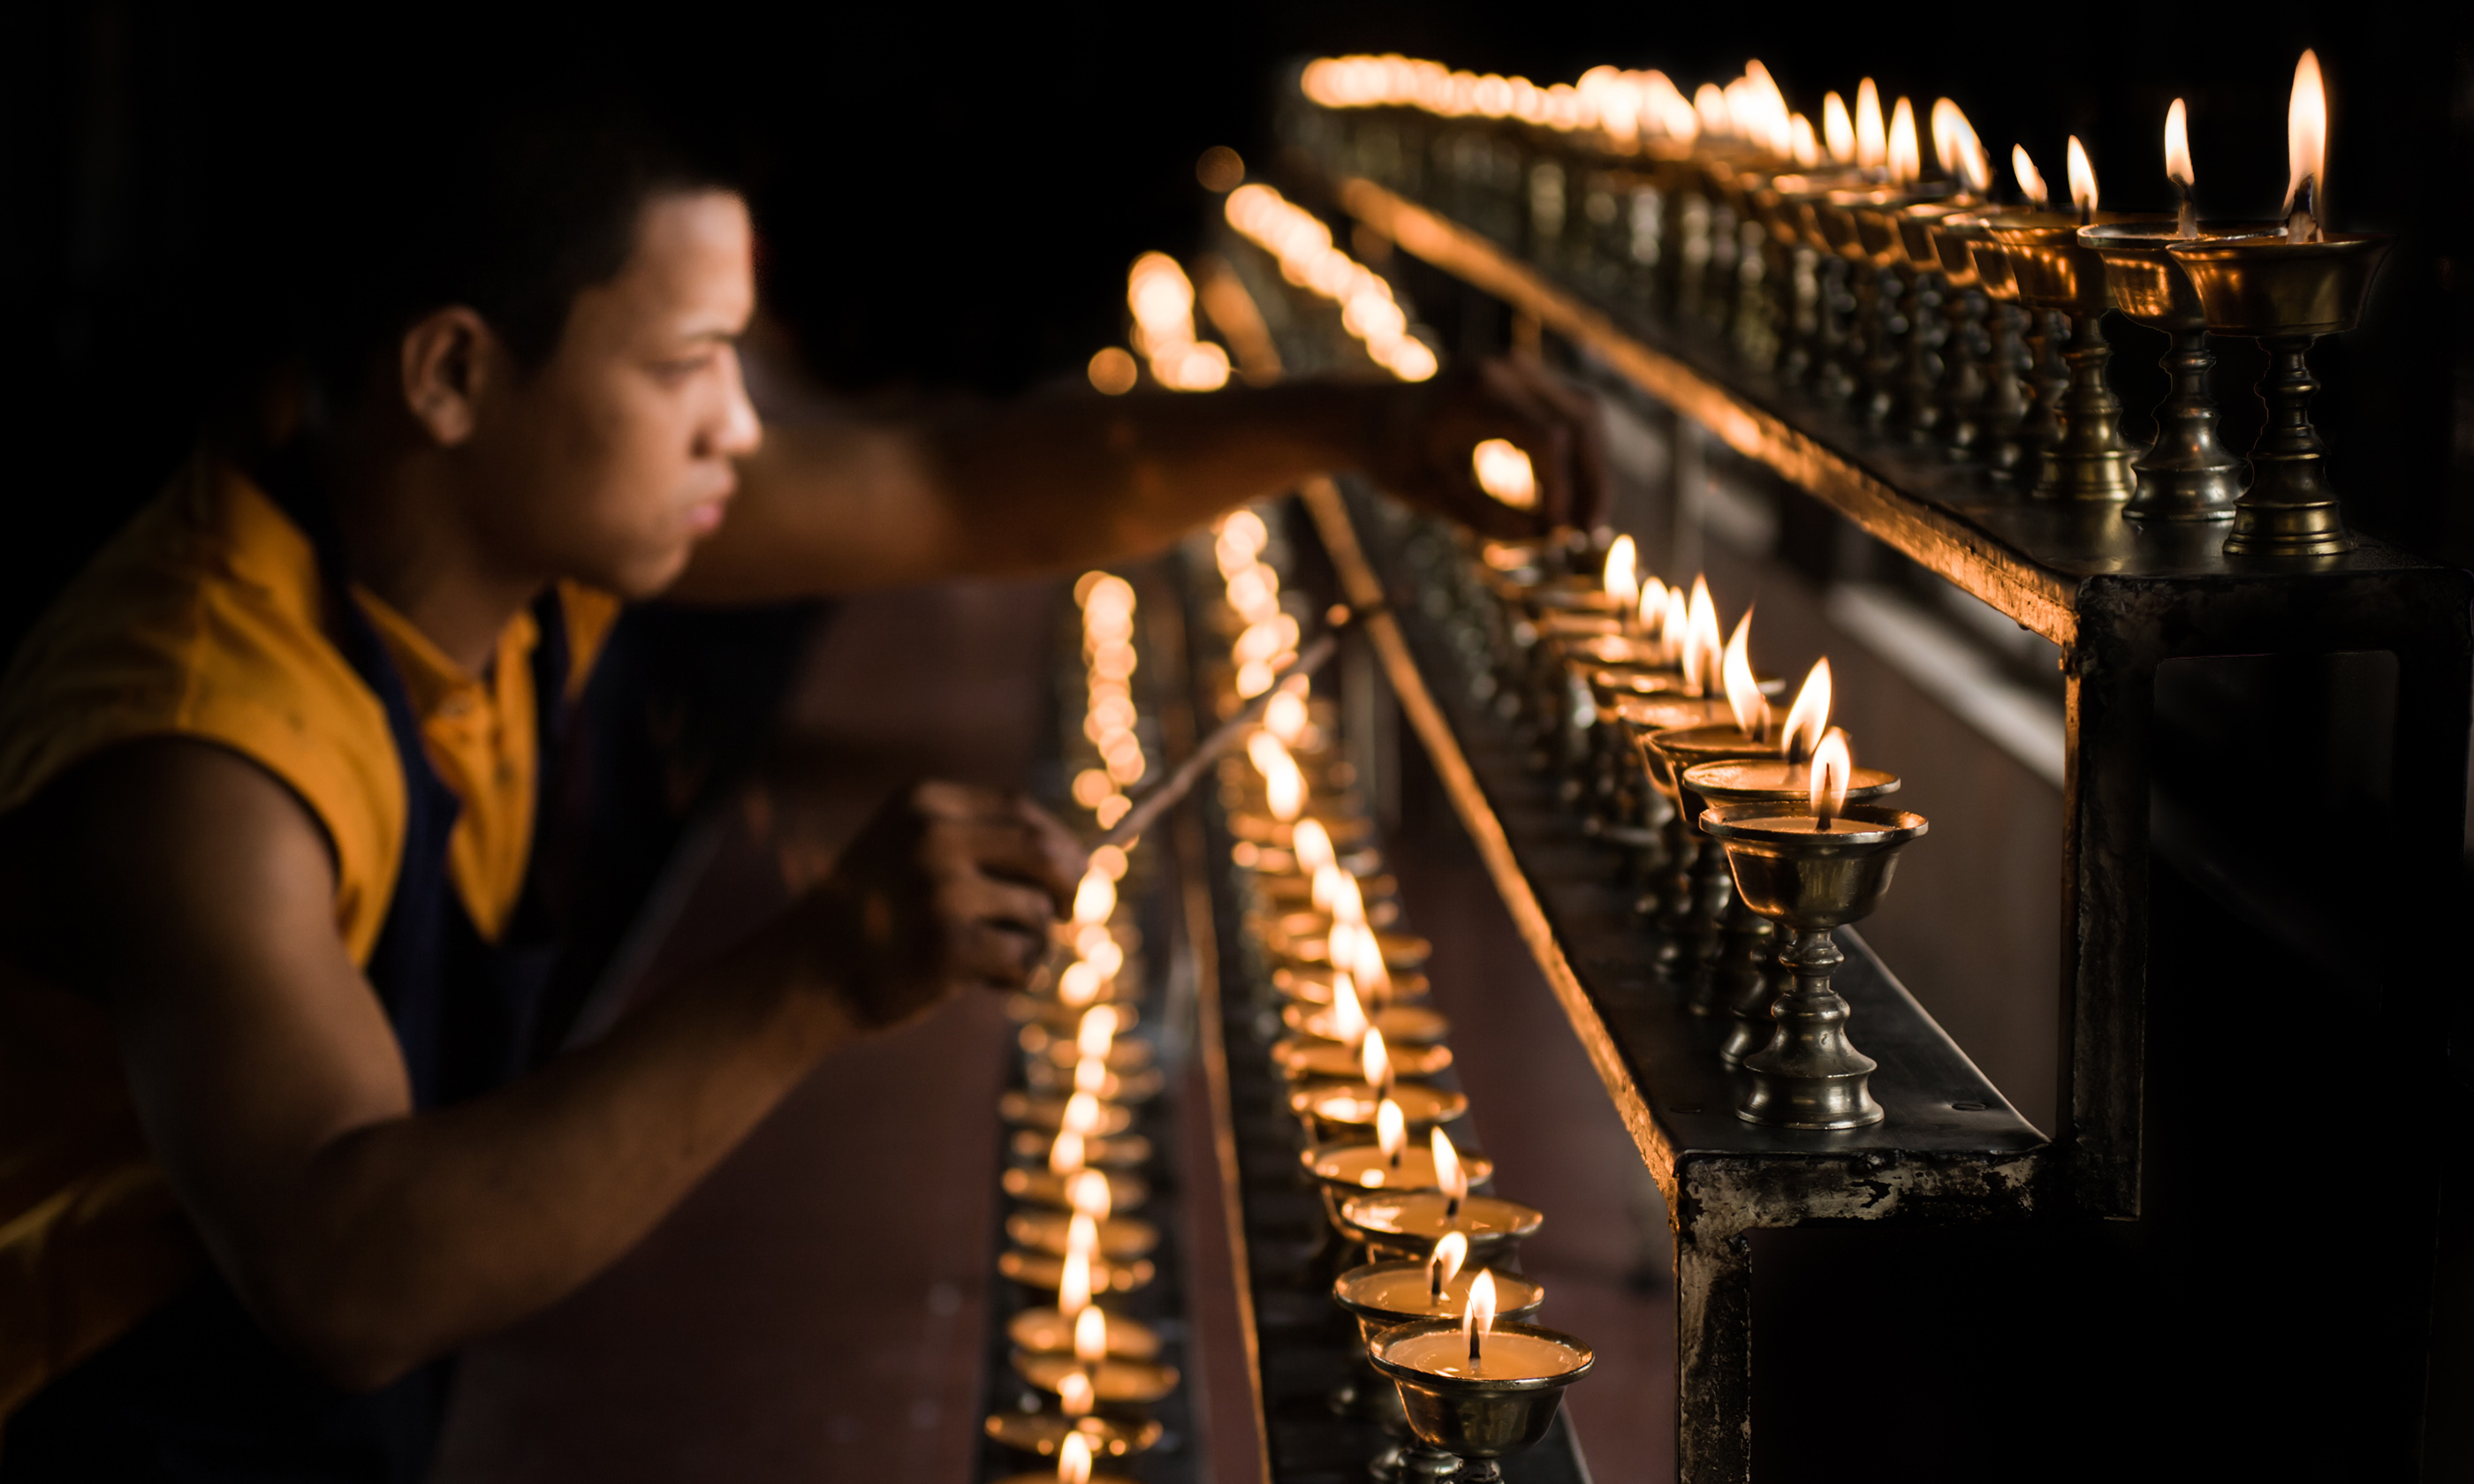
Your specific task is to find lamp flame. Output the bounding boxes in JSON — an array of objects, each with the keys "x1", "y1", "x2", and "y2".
[
  {"x1": 1780, "y1": 658, "x2": 1833, "y2": 762},
  {"x1": 1311, "y1": 864, "x2": 1344, "y2": 913},
  {"x1": 1855, "y1": 79, "x2": 1885, "y2": 173},
  {"x1": 1603, "y1": 534, "x2": 1638, "y2": 611},
  {"x1": 1067, "y1": 1212, "x2": 1099, "y2": 1259},
  {"x1": 1068, "y1": 1169, "x2": 1112, "y2": 1220},
  {"x1": 1638, "y1": 574, "x2": 1668, "y2": 636},
  {"x1": 1072, "y1": 868, "x2": 1117, "y2": 928},
  {"x1": 1350, "y1": 928, "x2": 1394, "y2": 1012},
  {"x1": 1073, "y1": 1055, "x2": 1108, "y2": 1095},
  {"x1": 1331, "y1": 972, "x2": 1368, "y2": 1049},
  {"x1": 1292, "y1": 817, "x2": 1336, "y2": 874},
  {"x1": 1811, "y1": 727, "x2": 1852, "y2": 829},
  {"x1": 1058, "y1": 1371, "x2": 1096, "y2": 1424},
  {"x1": 1430, "y1": 1229, "x2": 1469, "y2": 1299},
  {"x1": 2165, "y1": 98, "x2": 2197, "y2": 238},
  {"x1": 1059, "y1": 1246, "x2": 1092, "y2": 1315},
  {"x1": 1264, "y1": 758, "x2": 1303, "y2": 822},
  {"x1": 1433, "y1": 1127, "x2": 1468, "y2": 1213},
  {"x1": 2066, "y1": 135, "x2": 2097, "y2": 223},
  {"x1": 2285, "y1": 49, "x2": 2326, "y2": 242},
  {"x1": 1361, "y1": 1026, "x2": 1392, "y2": 1091},
  {"x1": 2012, "y1": 145, "x2": 2048, "y2": 208},
  {"x1": 1682, "y1": 576, "x2": 1721, "y2": 697},
  {"x1": 1377, "y1": 1094, "x2": 1407, "y2": 1165},
  {"x1": 1059, "y1": 960, "x2": 1104, "y2": 1009},
  {"x1": 1931, "y1": 99, "x2": 1989, "y2": 193},
  {"x1": 1886, "y1": 96, "x2": 1920, "y2": 185},
  {"x1": 1463, "y1": 1269, "x2": 1499, "y2": 1363},
  {"x1": 1077, "y1": 1005, "x2": 1119, "y2": 1062},
  {"x1": 1264, "y1": 684, "x2": 1309, "y2": 746},
  {"x1": 1074, "y1": 1305, "x2": 1109, "y2": 1366},
  {"x1": 1050, "y1": 1130, "x2": 1087, "y2": 1176},
  {"x1": 1661, "y1": 585, "x2": 1691, "y2": 668},
  {"x1": 1822, "y1": 92, "x2": 1856, "y2": 165},
  {"x1": 1326, "y1": 868, "x2": 1367, "y2": 927},
  {"x1": 1722, "y1": 610, "x2": 1769, "y2": 741},
  {"x1": 1472, "y1": 439, "x2": 1537, "y2": 509},
  {"x1": 1063, "y1": 1092, "x2": 1104, "y2": 1137}
]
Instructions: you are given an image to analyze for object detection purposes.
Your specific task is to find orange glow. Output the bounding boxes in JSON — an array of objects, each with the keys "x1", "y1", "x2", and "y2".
[
  {"x1": 1349, "y1": 927, "x2": 1394, "y2": 1011},
  {"x1": 1682, "y1": 576, "x2": 1722, "y2": 697},
  {"x1": 1694, "y1": 82, "x2": 1729, "y2": 137},
  {"x1": 1074, "y1": 1304, "x2": 1109, "y2": 1366},
  {"x1": 1855, "y1": 79, "x2": 1885, "y2": 172},
  {"x1": 2164, "y1": 99, "x2": 2193, "y2": 190},
  {"x1": 1264, "y1": 683, "x2": 1309, "y2": 746},
  {"x1": 1823, "y1": 91, "x2": 1856, "y2": 164},
  {"x1": 1224, "y1": 182, "x2": 1435, "y2": 380},
  {"x1": 2286, "y1": 49, "x2": 2326, "y2": 240},
  {"x1": 1050, "y1": 1129, "x2": 1087, "y2": 1176},
  {"x1": 1361, "y1": 1026, "x2": 1392, "y2": 1090},
  {"x1": 1332, "y1": 973, "x2": 1369, "y2": 1048},
  {"x1": 1068, "y1": 1169, "x2": 1112, "y2": 1221},
  {"x1": 1931, "y1": 99, "x2": 1989, "y2": 193},
  {"x1": 1058, "y1": 1371, "x2": 1096, "y2": 1423},
  {"x1": 1059, "y1": 960, "x2": 1103, "y2": 1009},
  {"x1": 1463, "y1": 1269, "x2": 1499, "y2": 1359},
  {"x1": 1887, "y1": 96, "x2": 1920, "y2": 186},
  {"x1": 1811, "y1": 728, "x2": 1852, "y2": 827},
  {"x1": 1077, "y1": 1005, "x2": 1119, "y2": 1061},
  {"x1": 1293, "y1": 817, "x2": 1337, "y2": 874},
  {"x1": 1780, "y1": 658, "x2": 1833, "y2": 762},
  {"x1": 1073, "y1": 1055, "x2": 1109, "y2": 1095},
  {"x1": 1472, "y1": 439, "x2": 1537, "y2": 510},
  {"x1": 2012, "y1": 145, "x2": 2049, "y2": 208},
  {"x1": 1660, "y1": 585, "x2": 1691, "y2": 667},
  {"x1": 1722, "y1": 610, "x2": 1769, "y2": 740},
  {"x1": 1603, "y1": 534, "x2": 1638, "y2": 610},
  {"x1": 1087, "y1": 346, "x2": 1137, "y2": 395},
  {"x1": 1089, "y1": 844, "x2": 1128, "y2": 882},
  {"x1": 1433, "y1": 1128, "x2": 1468, "y2": 1208},
  {"x1": 1638, "y1": 574, "x2": 1669, "y2": 637},
  {"x1": 1311, "y1": 863, "x2": 1346, "y2": 913},
  {"x1": 1376, "y1": 1094, "x2": 1407, "y2": 1165},
  {"x1": 2067, "y1": 136, "x2": 2098, "y2": 221},
  {"x1": 1062, "y1": 1092, "x2": 1104, "y2": 1137},
  {"x1": 1073, "y1": 868, "x2": 1117, "y2": 928},
  {"x1": 1790, "y1": 113, "x2": 1821, "y2": 168},
  {"x1": 1326, "y1": 868, "x2": 1367, "y2": 927},
  {"x1": 1264, "y1": 760, "x2": 1303, "y2": 822},
  {"x1": 1429, "y1": 1229, "x2": 1469, "y2": 1298},
  {"x1": 1059, "y1": 1246, "x2": 1093, "y2": 1315}
]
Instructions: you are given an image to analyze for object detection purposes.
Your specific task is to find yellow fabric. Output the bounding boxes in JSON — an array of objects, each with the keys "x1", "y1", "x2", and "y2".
[{"x1": 0, "y1": 456, "x2": 620, "y2": 1422}]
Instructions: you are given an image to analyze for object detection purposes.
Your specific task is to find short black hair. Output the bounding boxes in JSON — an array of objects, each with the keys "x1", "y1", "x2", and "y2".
[{"x1": 223, "y1": 71, "x2": 737, "y2": 414}]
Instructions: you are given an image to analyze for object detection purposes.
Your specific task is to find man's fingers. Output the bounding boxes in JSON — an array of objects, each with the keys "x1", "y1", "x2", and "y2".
[
  {"x1": 950, "y1": 874, "x2": 1061, "y2": 941},
  {"x1": 1008, "y1": 797, "x2": 1089, "y2": 908},
  {"x1": 956, "y1": 821, "x2": 1081, "y2": 910},
  {"x1": 956, "y1": 921, "x2": 1046, "y2": 989}
]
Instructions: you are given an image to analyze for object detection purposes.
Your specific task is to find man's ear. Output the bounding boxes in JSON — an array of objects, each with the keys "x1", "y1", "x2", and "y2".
[{"x1": 398, "y1": 307, "x2": 501, "y2": 448}]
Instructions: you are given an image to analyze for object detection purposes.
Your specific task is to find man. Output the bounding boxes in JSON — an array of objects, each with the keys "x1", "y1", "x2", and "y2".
[{"x1": 0, "y1": 109, "x2": 1601, "y2": 1480}]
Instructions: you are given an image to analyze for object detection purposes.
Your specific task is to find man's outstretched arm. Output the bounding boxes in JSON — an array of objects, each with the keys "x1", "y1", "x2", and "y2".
[
  {"x1": 672, "y1": 360, "x2": 1607, "y2": 602},
  {"x1": 0, "y1": 741, "x2": 1081, "y2": 1389}
]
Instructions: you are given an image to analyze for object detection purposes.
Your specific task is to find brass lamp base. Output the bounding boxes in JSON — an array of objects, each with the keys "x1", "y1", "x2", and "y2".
[
  {"x1": 1370, "y1": 1319, "x2": 1595, "y2": 1484},
  {"x1": 1701, "y1": 802, "x2": 1930, "y2": 1129},
  {"x1": 1991, "y1": 212, "x2": 2169, "y2": 503}
]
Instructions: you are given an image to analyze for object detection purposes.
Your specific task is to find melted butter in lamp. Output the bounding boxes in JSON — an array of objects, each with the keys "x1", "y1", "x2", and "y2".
[{"x1": 1382, "y1": 1327, "x2": 1589, "y2": 1382}]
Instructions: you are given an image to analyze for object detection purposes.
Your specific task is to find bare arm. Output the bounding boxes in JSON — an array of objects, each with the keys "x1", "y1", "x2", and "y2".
[
  {"x1": 0, "y1": 741, "x2": 1079, "y2": 1389},
  {"x1": 672, "y1": 360, "x2": 1607, "y2": 602}
]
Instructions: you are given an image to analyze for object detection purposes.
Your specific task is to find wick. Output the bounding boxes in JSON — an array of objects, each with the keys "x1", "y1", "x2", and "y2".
[
  {"x1": 1468, "y1": 1328, "x2": 1483, "y2": 1365},
  {"x1": 1389, "y1": 1144, "x2": 1403, "y2": 1170},
  {"x1": 1430, "y1": 1265, "x2": 1444, "y2": 1300},
  {"x1": 2287, "y1": 177, "x2": 2321, "y2": 244},
  {"x1": 2077, "y1": 201, "x2": 2092, "y2": 228},
  {"x1": 2174, "y1": 184, "x2": 2198, "y2": 241},
  {"x1": 1445, "y1": 1196, "x2": 1461, "y2": 1220}
]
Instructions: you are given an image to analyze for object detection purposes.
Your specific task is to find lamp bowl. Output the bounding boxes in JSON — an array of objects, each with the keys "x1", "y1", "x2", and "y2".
[
  {"x1": 1370, "y1": 1319, "x2": 1594, "y2": 1460},
  {"x1": 1987, "y1": 211, "x2": 2171, "y2": 315},
  {"x1": 1698, "y1": 802, "x2": 1929, "y2": 931},
  {"x1": 2162, "y1": 232, "x2": 2393, "y2": 337},
  {"x1": 2079, "y1": 221, "x2": 2282, "y2": 329}
]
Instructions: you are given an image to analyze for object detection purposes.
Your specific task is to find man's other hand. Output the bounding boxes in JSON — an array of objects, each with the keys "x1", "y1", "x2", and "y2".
[
  {"x1": 1363, "y1": 357, "x2": 1611, "y2": 539},
  {"x1": 804, "y1": 781, "x2": 1086, "y2": 1029}
]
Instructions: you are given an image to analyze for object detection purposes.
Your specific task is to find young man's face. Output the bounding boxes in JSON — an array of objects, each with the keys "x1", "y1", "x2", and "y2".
[{"x1": 460, "y1": 189, "x2": 762, "y2": 598}]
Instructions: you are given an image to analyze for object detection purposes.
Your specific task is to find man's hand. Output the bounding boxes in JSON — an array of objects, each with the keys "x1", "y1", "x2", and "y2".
[
  {"x1": 1362, "y1": 358, "x2": 1611, "y2": 539},
  {"x1": 802, "y1": 781, "x2": 1086, "y2": 1029}
]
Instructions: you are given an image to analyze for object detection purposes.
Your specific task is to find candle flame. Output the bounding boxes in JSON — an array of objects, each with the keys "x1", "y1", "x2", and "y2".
[
  {"x1": 1855, "y1": 79, "x2": 1885, "y2": 172},
  {"x1": 1822, "y1": 92, "x2": 1856, "y2": 164},
  {"x1": 2285, "y1": 49, "x2": 2326, "y2": 241},
  {"x1": 1291, "y1": 816, "x2": 1336, "y2": 874},
  {"x1": 1073, "y1": 1055, "x2": 1109, "y2": 1095},
  {"x1": 1463, "y1": 1269, "x2": 1499, "y2": 1362},
  {"x1": 1682, "y1": 576, "x2": 1721, "y2": 697},
  {"x1": 1780, "y1": 658, "x2": 1832, "y2": 763},
  {"x1": 1077, "y1": 1005, "x2": 1119, "y2": 1061},
  {"x1": 1089, "y1": 844, "x2": 1128, "y2": 882},
  {"x1": 1332, "y1": 972, "x2": 1368, "y2": 1048},
  {"x1": 1694, "y1": 82, "x2": 1728, "y2": 138},
  {"x1": 1059, "y1": 961, "x2": 1104, "y2": 1009},
  {"x1": 1638, "y1": 574, "x2": 1668, "y2": 635},
  {"x1": 1059, "y1": 1247, "x2": 1092, "y2": 1316},
  {"x1": 1430, "y1": 1229, "x2": 1469, "y2": 1298},
  {"x1": 1063, "y1": 1091, "x2": 1104, "y2": 1137},
  {"x1": 1074, "y1": 1304, "x2": 1109, "y2": 1365},
  {"x1": 1050, "y1": 1130, "x2": 1087, "y2": 1176},
  {"x1": 1361, "y1": 1026, "x2": 1392, "y2": 1090},
  {"x1": 1067, "y1": 1212, "x2": 1099, "y2": 1259},
  {"x1": 1886, "y1": 96, "x2": 1919, "y2": 186},
  {"x1": 2164, "y1": 98, "x2": 2193, "y2": 190},
  {"x1": 1789, "y1": 113, "x2": 1821, "y2": 169},
  {"x1": 1264, "y1": 685, "x2": 1309, "y2": 746},
  {"x1": 1661, "y1": 585, "x2": 1691, "y2": 668},
  {"x1": 1603, "y1": 534, "x2": 1638, "y2": 610},
  {"x1": 1072, "y1": 869, "x2": 1117, "y2": 928},
  {"x1": 1811, "y1": 727, "x2": 1852, "y2": 828},
  {"x1": 1722, "y1": 610, "x2": 1769, "y2": 741},
  {"x1": 1931, "y1": 99, "x2": 1989, "y2": 193},
  {"x1": 2066, "y1": 135, "x2": 2098, "y2": 221},
  {"x1": 1076, "y1": 929, "x2": 1121, "y2": 976},
  {"x1": 2012, "y1": 145, "x2": 2048, "y2": 208},
  {"x1": 1472, "y1": 439, "x2": 1537, "y2": 510},
  {"x1": 1349, "y1": 928, "x2": 1394, "y2": 1012},
  {"x1": 1326, "y1": 868, "x2": 1367, "y2": 927},
  {"x1": 1058, "y1": 1370, "x2": 1096, "y2": 1423},
  {"x1": 1311, "y1": 864, "x2": 1345, "y2": 912},
  {"x1": 1377, "y1": 1094, "x2": 1407, "y2": 1163},
  {"x1": 1433, "y1": 1128, "x2": 1468, "y2": 1207},
  {"x1": 1265, "y1": 757, "x2": 1303, "y2": 822},
  {"x1": 1067, "y1": 1168, "x2": 1112, "y2": 1220}
]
